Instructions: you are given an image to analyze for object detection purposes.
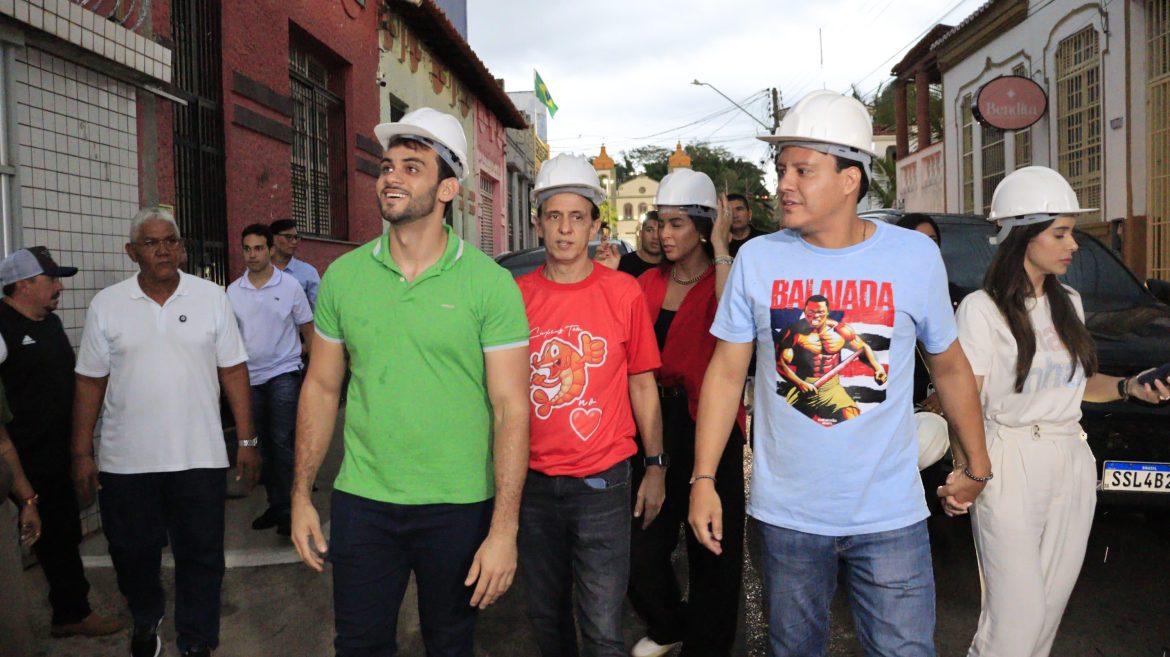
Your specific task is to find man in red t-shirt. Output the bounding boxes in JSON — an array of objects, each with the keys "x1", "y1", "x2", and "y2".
[{"x1": 516, "y1": 154, "x2": 666, "y2": 657}]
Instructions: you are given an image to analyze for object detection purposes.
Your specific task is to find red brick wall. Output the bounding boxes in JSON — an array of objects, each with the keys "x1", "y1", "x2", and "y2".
[{"x1": 221, "y1": 0, "x2": 381, "y2": 277}]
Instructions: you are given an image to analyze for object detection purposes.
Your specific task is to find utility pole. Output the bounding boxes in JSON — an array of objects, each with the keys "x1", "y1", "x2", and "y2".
[{"x1": 771, "y1": 87, "x2": 782, "y2": 132}]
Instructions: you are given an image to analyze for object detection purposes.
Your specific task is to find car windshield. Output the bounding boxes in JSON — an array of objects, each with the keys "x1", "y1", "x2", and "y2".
[{"x1": 938, "y1": 221, "x2": 1154, "y2": 313}]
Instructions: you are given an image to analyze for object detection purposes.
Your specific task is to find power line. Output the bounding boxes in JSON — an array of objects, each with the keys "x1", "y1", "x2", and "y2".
[{"x1": 842, "y1": 0, "x2": 972, "y2": 100}]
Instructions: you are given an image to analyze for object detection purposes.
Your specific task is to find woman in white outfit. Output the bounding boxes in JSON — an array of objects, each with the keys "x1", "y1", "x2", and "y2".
[{"x1": 952, "y1": 166, "x2": 1170, "y2": 657}]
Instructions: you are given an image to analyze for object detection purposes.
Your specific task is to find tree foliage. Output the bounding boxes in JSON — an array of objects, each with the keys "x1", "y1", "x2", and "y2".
[{"x1": 616, "y1": 142, "x2": 777, "y2": 231}]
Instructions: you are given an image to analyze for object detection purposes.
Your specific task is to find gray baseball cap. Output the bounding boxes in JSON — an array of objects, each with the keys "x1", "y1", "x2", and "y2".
[{"x1": 0, "y1": 247, "x2": 78, "y2": 286}]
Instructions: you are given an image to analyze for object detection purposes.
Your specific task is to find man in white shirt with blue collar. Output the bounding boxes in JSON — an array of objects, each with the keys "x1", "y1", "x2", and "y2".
[{"x1": 227, "y1": 223, "x2": 313, "y2": 536}]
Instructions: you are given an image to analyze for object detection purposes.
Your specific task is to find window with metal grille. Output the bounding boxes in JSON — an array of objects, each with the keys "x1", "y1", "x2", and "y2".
[
  {"x1": 981, "y1": 123, "x2": 1005, "y2": 216},
  {"x1": 479, "y1": 174, "x2": 495, "y2": 254},
  {"x1": 1149, "y1": 0, "x2": 1170, "y2": 279},
  {"x1": 1011, "y1": 64, "x2": 1032, "y2": 169},
  {"x1": 290, "y1": 43, "x2": 347, "y2": 238},
  {"x1": 1056, "y1": 26, "x2": 1102, "y2": 222},
  {"x1": 961, "y1": 95, "x2": 974, "y2": 213}
]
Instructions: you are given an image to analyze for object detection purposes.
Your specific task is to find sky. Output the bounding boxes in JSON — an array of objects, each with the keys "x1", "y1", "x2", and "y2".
[{"x1": 467, "y1": 0, "x2": 986, "y2": 183}]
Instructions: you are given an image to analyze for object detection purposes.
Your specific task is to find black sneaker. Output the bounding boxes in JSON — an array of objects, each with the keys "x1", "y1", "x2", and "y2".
[
  {"x1": 181, "y1": 649, "x2": 210, "y2": 657},
  {"x1": 130, "y1": 620, "x2": 161, "y2": 657},
  {"x1": 252, "y1": 508, "x2": 278, "y2": 530}
]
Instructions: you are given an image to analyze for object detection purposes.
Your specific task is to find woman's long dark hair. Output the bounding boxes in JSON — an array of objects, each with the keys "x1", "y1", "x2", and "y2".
[
  {"x1": 983, "y1": 219, "x2": 1097, "y2": 392},
  {"x1": 896, "y1": 213, "x2": 942, "y2": 246}
]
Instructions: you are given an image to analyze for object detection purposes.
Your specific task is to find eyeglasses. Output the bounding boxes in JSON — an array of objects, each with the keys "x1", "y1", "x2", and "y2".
[
  {"x1": 135, "y1": 237, "x2": 183, "y2": 249},
  {"x1": 276, "y1": 233, "x2": 301, "y2": 241}
]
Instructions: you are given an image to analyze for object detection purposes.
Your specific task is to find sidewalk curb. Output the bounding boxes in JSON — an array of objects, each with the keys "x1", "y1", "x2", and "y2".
[{"x1": 81, "y1": 522, "x2": 331, "y2": 570}]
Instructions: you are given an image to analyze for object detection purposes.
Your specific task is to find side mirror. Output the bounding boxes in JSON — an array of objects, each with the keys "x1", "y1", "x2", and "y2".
[{"x1": 1147, "y1": 279, "x2": 1170, "y2": 305}]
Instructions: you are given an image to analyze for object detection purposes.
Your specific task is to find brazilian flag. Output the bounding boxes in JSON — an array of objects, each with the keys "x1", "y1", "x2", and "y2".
[{"x1": 534, "y1": 70, "x2": 558, "y2": 118}]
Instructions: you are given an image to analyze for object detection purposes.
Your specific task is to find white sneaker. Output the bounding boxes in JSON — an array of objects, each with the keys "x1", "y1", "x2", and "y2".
[{"x1": 631, "y1": 636, "x2": 681, "y2": 657}]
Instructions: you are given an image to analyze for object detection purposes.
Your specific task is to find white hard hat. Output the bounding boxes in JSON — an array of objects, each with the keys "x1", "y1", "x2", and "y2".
[
  {"x1": 986, "y1": 166, "x2": 1095, "y2": 244},
  {"x1": 655, "y1": 169, "x2": 717, "y2": 219},
  {"x1": 760, "y1": 90, "x2": 876, "y2": 180},
  {"x1": 532, "y1": 154, "x2": 606, "y2": 208},
  {"x1": 915, "y1": 411, "x2": 949, "y2": 470},
  {"x1": 374, "y1": 107, "x2": 469, "y2": 180}
]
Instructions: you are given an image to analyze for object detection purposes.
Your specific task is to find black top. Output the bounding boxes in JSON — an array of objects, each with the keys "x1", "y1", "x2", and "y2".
[
  {"x1": 654, "y1": 309, "x2": 676, "y2": 353},
  {"x1": 618, "y1": 251, "x2": 660, "y2": 279},
  {"x1": 729, "y1": 227, "x2": 768, "y2": 257},
  {"x1": 0, "y1": 302, "x2": 76, "y2": 468}
]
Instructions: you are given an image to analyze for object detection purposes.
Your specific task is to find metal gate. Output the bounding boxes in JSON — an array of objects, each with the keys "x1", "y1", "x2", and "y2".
[
  {"x1": 171, "y1": 0, "x2": 228, "y2": 284},
  {"x1": 1150, "y1": 0, "x2": 1170, "y2": 280}
]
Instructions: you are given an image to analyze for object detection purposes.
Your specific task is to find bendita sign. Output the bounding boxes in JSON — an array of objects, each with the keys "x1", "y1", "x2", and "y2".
[{"x1": 972, "y1": 75, "x2": 1048, "y2": 130}]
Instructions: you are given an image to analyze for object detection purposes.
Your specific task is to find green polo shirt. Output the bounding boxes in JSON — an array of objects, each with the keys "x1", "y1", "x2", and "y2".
[{"x1": 315, "y1": 226, "x2": 528, "y2": 504}]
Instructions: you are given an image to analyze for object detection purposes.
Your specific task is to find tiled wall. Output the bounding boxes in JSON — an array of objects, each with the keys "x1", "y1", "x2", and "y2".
[
  {"x1": 0, "y1": 0, "x2": 172, "y2": 82},
  {"x1": 15, "y1": 47, "x2": 140, "y2": 346}
]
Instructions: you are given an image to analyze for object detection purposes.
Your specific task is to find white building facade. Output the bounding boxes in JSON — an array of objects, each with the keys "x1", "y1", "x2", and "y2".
[{"x1": 937, "y1": 0, "x2": 1168, "y2": 279}]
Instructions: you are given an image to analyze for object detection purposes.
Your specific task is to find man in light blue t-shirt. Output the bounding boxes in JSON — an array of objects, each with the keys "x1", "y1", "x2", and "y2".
[{"x1": 687, "y1": 90, "x2": 993, "y2": 657}]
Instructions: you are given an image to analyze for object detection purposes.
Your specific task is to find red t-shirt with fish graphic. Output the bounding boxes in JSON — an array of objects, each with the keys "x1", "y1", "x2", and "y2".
[{"x1": 517, "y1": 263, "x2": 661, "y2": 476}]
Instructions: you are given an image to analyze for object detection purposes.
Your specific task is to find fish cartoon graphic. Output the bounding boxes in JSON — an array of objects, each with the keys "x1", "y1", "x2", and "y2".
[{"x1": 530, "y1": 331, "x2": 607, "y2": 420}]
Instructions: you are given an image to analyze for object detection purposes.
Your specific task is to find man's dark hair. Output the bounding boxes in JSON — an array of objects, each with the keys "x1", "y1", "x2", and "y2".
[
  {"x1": 805, "y1": 294, "x2": 830, "y2": 307},
  {"x1": 269, "y1": 218, "x2": 296, "y2": 235},
  {"x1": 387, "y1": 137, "x2": 457, "y2": 182},
  {"x1": 833, "y1": 157, "x2": 869, "y2": 201},
  {"x1": 2, "y1": 283, "x2": 14, "y2": 297},
  {"x1": 726, "y1": 193, "x2": 750, "y2": 208},
  {"x1": 242, "y1": 223, "x2": 273, "y2": 247}
]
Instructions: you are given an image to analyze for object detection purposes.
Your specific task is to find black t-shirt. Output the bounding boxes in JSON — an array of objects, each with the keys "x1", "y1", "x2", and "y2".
[
  {"x1": 729, "y1": 227, "x2": 768, "y2": 257},
  {"x1": 0, "y1": 302, "x2": 76, "y2": 465},
  {"x1": 618, "y1": 251, "x2": 660, "y2": 279}
]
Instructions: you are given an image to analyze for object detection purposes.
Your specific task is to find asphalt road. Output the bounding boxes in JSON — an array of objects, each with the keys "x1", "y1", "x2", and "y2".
[{"x1": 24, "y1": 482, "x2": 1170, "y2": 656}]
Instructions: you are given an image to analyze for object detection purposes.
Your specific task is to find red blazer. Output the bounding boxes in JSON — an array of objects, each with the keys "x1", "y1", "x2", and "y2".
[{"x1": 638, "y1": 266, "x2": 748, "y2": 438}]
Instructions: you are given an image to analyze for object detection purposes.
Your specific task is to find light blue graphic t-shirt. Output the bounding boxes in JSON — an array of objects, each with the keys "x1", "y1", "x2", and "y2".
[{"x1": 712, "y1": 220, "x2": 957, "y2": 536}]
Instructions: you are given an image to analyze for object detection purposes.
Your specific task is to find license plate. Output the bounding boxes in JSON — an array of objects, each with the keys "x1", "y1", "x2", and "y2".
[{"x1": 1102, "y1": 461, "x2": 1170, "y2": 492}]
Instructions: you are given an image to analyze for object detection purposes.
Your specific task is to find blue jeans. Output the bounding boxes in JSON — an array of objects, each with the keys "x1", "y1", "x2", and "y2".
[
  {"x1": 518, "y1": 459, "x2": 631, "y2": 657},
  {"x1": 758, "y1": 519, "x2": 935, "y2": 657},
  {"x1": 330, "y1": 491, "x2": 492, "y2": 657},
  {"x1": 99, "y1": 468, "x2": 227, "y2": 652},
  {"x1": 251, "y1": 370, "x2": 301, "y2": 518}
]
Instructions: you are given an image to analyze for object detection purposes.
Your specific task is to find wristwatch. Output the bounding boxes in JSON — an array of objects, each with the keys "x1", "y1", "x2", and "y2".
[
  {"x1": 643, "y1": 453, "x2": 670, "y2": 468},
  {"x1": 238, "y1": 437, "x2": 259, "y2": 448}
]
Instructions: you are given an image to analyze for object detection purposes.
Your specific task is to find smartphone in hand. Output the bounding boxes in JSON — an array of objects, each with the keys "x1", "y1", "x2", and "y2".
[{"x1": 1137, "y1": 363, "x2": 1170, "y2": 386}]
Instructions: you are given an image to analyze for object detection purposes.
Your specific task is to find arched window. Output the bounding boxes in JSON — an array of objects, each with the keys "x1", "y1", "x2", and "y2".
[
  {"x1": 623, "y1": 203, "x2": 633, "y2": 220},
  {"x1": 638, "y1": 203, "x2": 647, "y2": 217}
]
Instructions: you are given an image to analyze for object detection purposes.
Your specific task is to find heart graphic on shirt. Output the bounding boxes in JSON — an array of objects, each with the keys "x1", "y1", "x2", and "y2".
[{"x1": 569, "y1": 408, "x2": 602, "y2": 442}]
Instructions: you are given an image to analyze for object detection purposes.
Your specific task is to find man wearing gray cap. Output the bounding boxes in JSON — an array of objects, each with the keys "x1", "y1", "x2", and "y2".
[{"x1": 0, "y1": 247, "x2": 123, "y2": 640}]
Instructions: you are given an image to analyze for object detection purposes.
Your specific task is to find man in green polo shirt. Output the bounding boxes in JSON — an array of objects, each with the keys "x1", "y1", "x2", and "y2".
[{"x1": 291, "y1": 108, "x2": 530, "y2": 657}]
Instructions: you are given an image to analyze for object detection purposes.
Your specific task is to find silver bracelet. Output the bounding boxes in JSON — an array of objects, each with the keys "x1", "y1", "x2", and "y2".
[
  {"x1": 713, "y1": 255, "x2": 734, "y2": 266},
  {"x1": 963, "y1": 467, "x2": 993, "y2": 483},
  {"x1": 689, "y1": 474, "x2": 717, "y2": 485},
  {"x1": 238, "y1": 437, "x2": 259, "y2": 448}
]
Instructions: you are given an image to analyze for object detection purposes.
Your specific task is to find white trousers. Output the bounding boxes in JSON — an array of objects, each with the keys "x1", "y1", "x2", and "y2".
[{"x1": 967, "y1": 422, "x2": 1097, "y2": 657}]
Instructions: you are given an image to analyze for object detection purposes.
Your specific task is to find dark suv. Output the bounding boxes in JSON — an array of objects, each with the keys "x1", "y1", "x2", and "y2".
[{"x1": 864, "y1": 211, "x2": 1170, "y2": 509}]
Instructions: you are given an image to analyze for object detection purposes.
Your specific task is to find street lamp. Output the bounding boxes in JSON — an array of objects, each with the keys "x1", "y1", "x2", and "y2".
[{"x1": 691, "y1": 79, "x2": 772, "y2": 131}]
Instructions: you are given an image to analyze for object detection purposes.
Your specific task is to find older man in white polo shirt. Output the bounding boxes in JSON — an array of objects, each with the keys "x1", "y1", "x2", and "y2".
[
  {"x1": 227, "y1": 223, "x2": 313, "y2": 537},
  {"x1": 71, "y1": 207, "x2": 258, "y2": 657}
]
